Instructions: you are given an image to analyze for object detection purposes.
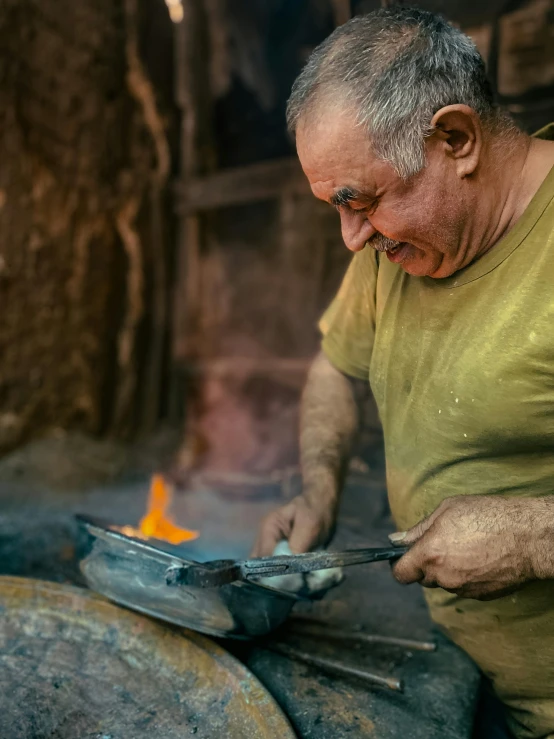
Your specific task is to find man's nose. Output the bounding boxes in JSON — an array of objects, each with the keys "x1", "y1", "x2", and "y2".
[{"x1": 340, "y1": 211, "x2": 376, "y2": 252}]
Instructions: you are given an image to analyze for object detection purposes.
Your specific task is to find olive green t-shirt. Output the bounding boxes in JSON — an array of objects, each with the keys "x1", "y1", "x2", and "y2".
[{"x1": 320, "y1": 125, "x2": 554, "y2": 739}]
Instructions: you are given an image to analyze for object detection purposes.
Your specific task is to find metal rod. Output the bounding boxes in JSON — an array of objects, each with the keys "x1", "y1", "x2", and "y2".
[
  {"x1": 288, "y1": 621, "x2": 437, "y2": 652},
  {"x1": 241, "y1": 545, "x2": 409, "y2": 577},
  {"x1": 266, "y1": 641, "x2": 403, "y2": 692},
  {"x1": 172, "y1": 545, "x2": 409, "y2": 588}
]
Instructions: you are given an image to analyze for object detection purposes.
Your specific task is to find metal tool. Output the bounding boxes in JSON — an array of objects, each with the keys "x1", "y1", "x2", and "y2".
[
  {"x1": 265, "y1": 641, "x2": 405, "y2": 691},
  {"x1": 76, "y1": 515, "x2": 408, "y2": 639},
  {"x1": 165, "y1": 545, "x2": 409, "y2": 588},
  {"x1": 288, "y1": 616, "x2": 437, "y2": 653}
]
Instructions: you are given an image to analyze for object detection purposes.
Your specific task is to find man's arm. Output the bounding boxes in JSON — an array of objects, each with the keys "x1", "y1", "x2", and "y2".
[
  {"x1": 391, "y1": 494, "x2": 554, "y2": 599},
  {"x1": 252, "y1": 350, "x2": 368, "y2": 556}
]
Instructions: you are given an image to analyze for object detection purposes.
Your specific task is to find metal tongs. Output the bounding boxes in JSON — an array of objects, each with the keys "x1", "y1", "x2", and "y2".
[{"x1": 165, "y1": 545, "x2": 409, "y2": 588}]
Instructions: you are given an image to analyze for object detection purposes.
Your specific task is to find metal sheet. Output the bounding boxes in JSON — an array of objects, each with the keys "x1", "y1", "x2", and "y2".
[
  {"x1": 77, "y1": 514, "x2": 300, "y2": 639},
  {"x1": 0, "y1": 576, "x2": 296, "y2": 739}
]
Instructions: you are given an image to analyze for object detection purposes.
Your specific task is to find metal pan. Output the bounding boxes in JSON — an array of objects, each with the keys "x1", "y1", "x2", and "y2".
[{"x1": 76, "y1": 514, "x2": 303, "y2": 639}]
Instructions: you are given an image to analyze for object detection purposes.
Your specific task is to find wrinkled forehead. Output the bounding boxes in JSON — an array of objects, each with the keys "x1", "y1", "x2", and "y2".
[
  {"x1": 296, "y1": 110, "x2": 373, "y2": 178},
  {"x1": 295, "y1": 110, "x2": 393, "y2": 200},
  {"x1": 296, "y1": 105, "x2": 368, "y2": 158}
]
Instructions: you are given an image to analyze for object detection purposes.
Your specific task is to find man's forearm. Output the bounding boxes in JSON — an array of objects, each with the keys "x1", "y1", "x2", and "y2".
[{"x1": 300, "y1": 350, "x2": 367, "y2": 512}]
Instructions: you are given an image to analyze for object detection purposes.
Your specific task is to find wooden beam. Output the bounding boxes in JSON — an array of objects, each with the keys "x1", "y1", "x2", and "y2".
[
  {"x1": 174, "y1": 356, "x2": 312, "y2": 390},
  {"x1": 174, "y1": 157, "x2": 310, "y2": 214},
  {"x1": 180, "y1": 357, "x2": 312, "y2": 375}
]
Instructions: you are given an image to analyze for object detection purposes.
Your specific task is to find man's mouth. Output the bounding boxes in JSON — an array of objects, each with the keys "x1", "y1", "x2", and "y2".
[
  {"x1": 366, "y1": 234, "x2": 413, "y2": 264},
  {"x1": 385, "y1": 243, "x2": 402, "y2": 254},
  {"x1": 385, "y1": 242, "x2": 412, "y2": 264}
]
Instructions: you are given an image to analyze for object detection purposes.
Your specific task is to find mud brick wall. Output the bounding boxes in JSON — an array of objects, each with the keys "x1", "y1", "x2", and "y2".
[{"x1": 0, "y1": 0, "x2": 165, "y2": 452}]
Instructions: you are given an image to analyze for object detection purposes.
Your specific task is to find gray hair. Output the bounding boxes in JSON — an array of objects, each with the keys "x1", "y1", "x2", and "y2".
[{"x1": 287, "y1": 8, "x2": 511, "y2": 179}]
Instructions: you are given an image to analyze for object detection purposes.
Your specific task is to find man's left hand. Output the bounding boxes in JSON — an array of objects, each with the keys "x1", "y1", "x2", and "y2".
[{"x1": 391, "y1": 495, "x2": 551, "y2": 600}]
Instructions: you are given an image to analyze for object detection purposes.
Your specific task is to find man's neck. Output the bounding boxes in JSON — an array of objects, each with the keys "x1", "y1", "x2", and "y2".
[{"x1": 481, "y1": 133, "x2": 554, "y2": 255}]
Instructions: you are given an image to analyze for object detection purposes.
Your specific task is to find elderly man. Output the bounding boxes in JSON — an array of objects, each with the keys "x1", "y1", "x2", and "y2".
[{"x1": 253, "y1": 7, "x2": 554, "y2": 739}]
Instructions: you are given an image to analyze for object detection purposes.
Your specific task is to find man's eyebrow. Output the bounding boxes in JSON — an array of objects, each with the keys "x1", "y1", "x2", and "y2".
[{"x1": 330, "y1": 187, "x2": 361, "y2": 207}]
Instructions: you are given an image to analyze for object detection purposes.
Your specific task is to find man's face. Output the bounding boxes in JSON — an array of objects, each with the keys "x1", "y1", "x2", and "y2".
[{"x1": 296, "y1": 111, "x2": 474, "y2": 278}]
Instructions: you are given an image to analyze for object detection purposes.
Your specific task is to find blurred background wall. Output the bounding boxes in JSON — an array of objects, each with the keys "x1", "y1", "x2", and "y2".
[{"x1": 1, "y1": 0, "x2": 553, "y2": 481}]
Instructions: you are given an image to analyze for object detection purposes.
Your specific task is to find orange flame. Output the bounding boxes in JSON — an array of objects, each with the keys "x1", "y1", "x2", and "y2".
[{"x1": 119, "y1": 474, "x2": 199, "y2": 545}]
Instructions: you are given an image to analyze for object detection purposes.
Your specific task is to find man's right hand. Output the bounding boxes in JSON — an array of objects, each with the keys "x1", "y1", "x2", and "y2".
[{"x1": 251, "y1": 494, "x2": 337, "y2": 557}]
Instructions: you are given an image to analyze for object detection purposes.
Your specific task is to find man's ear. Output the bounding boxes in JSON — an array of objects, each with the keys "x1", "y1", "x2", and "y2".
[{"x1": 429, "y1": 104, "x2": 483, "y2": 178}]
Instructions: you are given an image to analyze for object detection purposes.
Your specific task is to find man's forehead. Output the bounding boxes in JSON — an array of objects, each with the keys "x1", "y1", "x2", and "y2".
[
  {"x1": 297, "y1": 110, "x2": 369, "y2": 163},
  {"x1": 296, "y1": 113, "x2": 381, "y2": 200}
]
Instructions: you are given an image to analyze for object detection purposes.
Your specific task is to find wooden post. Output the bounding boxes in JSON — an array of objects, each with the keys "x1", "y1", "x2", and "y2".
[
  {"x1": 121, "y1": 0, "x2": 172, "y2": 434},
  {"x1": 170, "y1": 0, "x2": 215, "y2": 422}
]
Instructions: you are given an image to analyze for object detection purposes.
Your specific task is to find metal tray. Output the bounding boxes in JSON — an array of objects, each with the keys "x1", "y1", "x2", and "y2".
[{"x1": 77, "y1": 514, "x2": 303, "y2": 639}]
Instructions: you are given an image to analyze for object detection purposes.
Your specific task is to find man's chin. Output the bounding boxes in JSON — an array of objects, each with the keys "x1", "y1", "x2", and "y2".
[
  {"x1": 385, "y1": 243, "x2": 427, "y2": 274},
  {"x1": 386, "y1": 245, "x2": 446, "y2": 278}
]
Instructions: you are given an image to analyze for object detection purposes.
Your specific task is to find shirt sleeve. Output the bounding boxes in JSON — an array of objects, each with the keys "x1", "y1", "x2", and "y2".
[{"x1": 319, "y1": 247, "x2": 378, "y2": 380}]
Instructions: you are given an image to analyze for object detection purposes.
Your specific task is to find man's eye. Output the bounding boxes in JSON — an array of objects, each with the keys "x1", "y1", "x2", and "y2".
[
  {"x1": 333, "y1": 201, "x2": 378, "y2": 214},
  {"x1": 365, "y1": 201, "x2": 379, "y2": 215},
  {"x1": 352, "y1": 200, "x2": 378, "y2": 214}
]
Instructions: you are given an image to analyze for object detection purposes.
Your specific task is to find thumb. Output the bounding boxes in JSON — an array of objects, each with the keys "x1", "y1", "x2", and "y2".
[
  {"x1": 288, "y1": 521, "x2": 320, "y2": 554},
  {"x1": 389, "y1": 506, "x2": 442, "y2": 546},
  {"x1": 288, "y1": 503, "x2": 327, "y2": 554},
  {"x1": 251, "y1": 501, "x2": 297, "y2": 557}
]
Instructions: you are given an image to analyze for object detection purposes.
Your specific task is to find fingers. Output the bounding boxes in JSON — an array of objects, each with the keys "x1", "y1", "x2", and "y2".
[
  {"x1": 289, "y1": 496, "x2": 335, "y2": 553},
  {"x1": 389, "y1": 504, "x2": 445, "y2": 547},
  {"x1": 392, "y1": 543, "x2": 426, "y2": 585},
  {"x1": 251, "y1": 502, "x2": 297, "y2": 557},
  {"x1": 390, "y1": 504, "x2": 448, "y2": 586},
  {"x1": 288, "y1": 507, "x2": 326, "y2": 554},
  {"x1": 251, "y1": 496, "x2": 333, "y2": 557}
]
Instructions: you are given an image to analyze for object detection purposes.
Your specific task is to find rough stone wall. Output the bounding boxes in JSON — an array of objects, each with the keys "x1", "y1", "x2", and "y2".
[{"x1": 0, "y1": 0, "x2": 161, "y2": 452}]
